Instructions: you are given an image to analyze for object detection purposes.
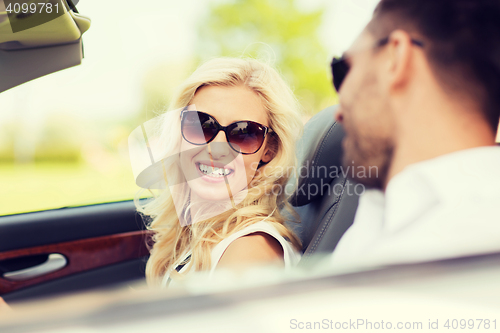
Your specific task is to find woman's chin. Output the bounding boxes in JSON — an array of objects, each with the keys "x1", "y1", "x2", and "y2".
[
  {"x1": 188, "y1": 180, "x2": 229, "y2": 202},
  {"x1": 188, "y1": 179, "x2": 248, "y2": 203}
]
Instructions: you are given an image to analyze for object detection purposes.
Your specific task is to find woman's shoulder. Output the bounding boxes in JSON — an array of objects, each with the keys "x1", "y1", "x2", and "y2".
[
  {"x1": 215, "y1": 221, "x2": 293, "y2": 252},
  {"x1": 211, "y1": 221, "x2": 301, "y2": 272},
  {"x1": 216, "y1": 231, "x2": 285, "y2": 269}
]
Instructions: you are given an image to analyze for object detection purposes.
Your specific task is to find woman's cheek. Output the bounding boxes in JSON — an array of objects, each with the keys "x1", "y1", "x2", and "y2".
[{"x1": 243, "y1": 159, "x2": 260, "y2": 184}]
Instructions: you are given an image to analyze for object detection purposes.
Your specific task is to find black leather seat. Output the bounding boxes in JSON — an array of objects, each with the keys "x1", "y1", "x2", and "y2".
[{"x1": 287, "y1": 105, "x2": 360, "y2": 264}]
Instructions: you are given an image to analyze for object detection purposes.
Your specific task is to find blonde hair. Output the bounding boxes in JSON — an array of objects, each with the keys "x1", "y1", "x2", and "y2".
[{"x1": 135, "y1": 57, "x2": 303, "y2": 285}]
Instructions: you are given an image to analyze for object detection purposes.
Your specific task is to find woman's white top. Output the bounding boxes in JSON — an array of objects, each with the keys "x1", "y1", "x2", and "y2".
[{"x1": 161, "y1": 221, "x2": 301, "y2": 288}]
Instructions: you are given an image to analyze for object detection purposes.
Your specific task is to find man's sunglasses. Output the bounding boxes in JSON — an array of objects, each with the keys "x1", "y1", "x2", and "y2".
[
  {"x1": 181, "y1": 110, "x2": 271, "y2": 155},
  {"x1": 330, "y1": 37, "x2": 425, "y2": 92}
]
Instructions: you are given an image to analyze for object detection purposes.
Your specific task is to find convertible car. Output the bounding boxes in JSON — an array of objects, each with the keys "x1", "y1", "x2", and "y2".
[
  {"x1": 1, "y1": 1, "x2": 499, "y2": 332},
  {"x1": 0, "y1": 0, "x2": 359, "y2": 303}
]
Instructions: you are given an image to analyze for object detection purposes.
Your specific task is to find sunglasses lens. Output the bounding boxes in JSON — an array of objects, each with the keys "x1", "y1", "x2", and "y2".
[
  {"x1": 182, "y1": 111, "x2": 268, "y2": 154},
  {"x1": 331, "y1": 58, "x2": 350, "y2": 92},
  {"x1": 182, "y1": 111, "x2": 218, "y2": 144},
  {"x1": 227, "y1": 121, "x2": 266, "y2": 154}
]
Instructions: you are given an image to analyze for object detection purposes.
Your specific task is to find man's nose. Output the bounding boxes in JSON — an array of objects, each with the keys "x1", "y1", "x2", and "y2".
[{"x1": 209, "y1": 131, "x2": 231, "y2": 159}]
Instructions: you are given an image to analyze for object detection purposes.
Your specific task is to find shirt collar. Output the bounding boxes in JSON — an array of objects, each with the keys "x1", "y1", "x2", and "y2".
[{"x1": 383, "y1": 146, "x2": 500, "y2": 233}]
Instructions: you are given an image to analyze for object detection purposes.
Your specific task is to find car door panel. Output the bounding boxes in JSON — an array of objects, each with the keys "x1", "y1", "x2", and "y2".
[
  {"x1": 0, "y1": 201, "x2": 150, "y2": 301},
  {"x1": 3, "y1": 259, "x2": 146, "y2": 302}
]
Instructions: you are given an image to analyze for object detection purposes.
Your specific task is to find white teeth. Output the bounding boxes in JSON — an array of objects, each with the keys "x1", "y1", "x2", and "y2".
[{"x1": 197, "y1": 163, "x2": 232, "y2": 177}]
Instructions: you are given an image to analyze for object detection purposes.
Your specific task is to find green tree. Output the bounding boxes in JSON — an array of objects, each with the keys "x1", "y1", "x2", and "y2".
[
  {"x1": 133, "y1": 59, "x2": 196, "y2": 127},
  {"x1": 197, "y1": 0, "x2": 336, "y2": 115}
]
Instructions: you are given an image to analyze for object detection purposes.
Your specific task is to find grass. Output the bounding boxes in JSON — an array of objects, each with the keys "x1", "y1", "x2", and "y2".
[{"x1": 0, "y1": 162, "x2": 146, "y2": 216}]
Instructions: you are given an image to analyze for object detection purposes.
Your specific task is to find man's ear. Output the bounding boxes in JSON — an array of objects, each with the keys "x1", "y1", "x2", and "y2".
[{"x1": 385, "y1": 30, "x2": 414, "y2": 91}]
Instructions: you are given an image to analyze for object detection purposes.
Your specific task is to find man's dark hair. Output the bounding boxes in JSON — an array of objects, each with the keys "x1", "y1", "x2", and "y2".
[{"x1": 370, "y1": 0, "x2": 500, "y2": 133}]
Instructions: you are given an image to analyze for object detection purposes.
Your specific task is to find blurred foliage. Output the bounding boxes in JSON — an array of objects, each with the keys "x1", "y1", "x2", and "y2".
[
  {"x1": 0, "y1": 112, "x2": 140, "y2": 215},
  {"x1": 33, "y1": 112, "x2": 83, "y2": 163},
  {"x1": 0, "y1": 112, "x2": 82, "y2": 163},
  {"x1": 0, "y1": 0, "x2": 340, "y2": 215},
  {"x1": 197, "y1": 0, "x2": 337, "y2": 114},
  {"x1": 0, "y1": 112, "x2": 126, "y2": 164},
  {"x1": 133, "y1": 60, "x2": 197, "y2": 126},
  {"x1": 0, "y1": 124, "x2": 14, "y2": 162},
  {"x1": 0, "y1": 162, "x2": 142, "y2": 216}
]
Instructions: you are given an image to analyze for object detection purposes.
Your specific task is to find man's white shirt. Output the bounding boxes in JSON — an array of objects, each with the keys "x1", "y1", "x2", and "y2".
[{"x1": 331, "y1": 146, "x2": 500, "y2": 269}]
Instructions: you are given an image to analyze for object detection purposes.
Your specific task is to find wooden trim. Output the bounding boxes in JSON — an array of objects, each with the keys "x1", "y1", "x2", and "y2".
[{"x1": 0, "y1": 230, "x2": 151, "y2": 294}]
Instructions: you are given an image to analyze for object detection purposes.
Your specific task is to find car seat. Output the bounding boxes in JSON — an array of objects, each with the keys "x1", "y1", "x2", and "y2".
[{"x1": 287, "y1": 105, "x2": 360, "y2": 264}]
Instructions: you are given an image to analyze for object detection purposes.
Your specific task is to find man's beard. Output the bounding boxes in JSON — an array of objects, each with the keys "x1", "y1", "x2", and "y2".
[
  {"x1": 341, "y1": 124, "x2": 394, "y2": 190},
  {"x1": 339, "y1": 68, "x2": 395, "y2": 190}
]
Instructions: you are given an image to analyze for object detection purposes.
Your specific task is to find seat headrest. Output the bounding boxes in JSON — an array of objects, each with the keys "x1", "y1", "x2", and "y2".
[{"x1": 290, "y1": 105, "x2": 345, "y2": 207}]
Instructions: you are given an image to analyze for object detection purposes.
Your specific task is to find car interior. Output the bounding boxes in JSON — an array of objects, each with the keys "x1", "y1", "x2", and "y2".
[
  {"x1": 1, "y1": 1, "x2": 361, "y2": 298},
  {"x1": 2, "y1": 0, "x2": 499, "y2": 312},
  {"x1": 0, "y1": 101, "x2": 360, "y2": 302},
  {"x1": 7, "y1": 250, "x2": 500, "y2": 331},
  {"x1": 290, "y1": 105, "x2": 360, "y2": 265}
]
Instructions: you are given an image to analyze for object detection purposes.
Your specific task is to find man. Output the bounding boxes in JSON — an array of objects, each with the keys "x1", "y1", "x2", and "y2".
[{"x1": 330, "y1": 0, "x2": 500, "y2": 268}]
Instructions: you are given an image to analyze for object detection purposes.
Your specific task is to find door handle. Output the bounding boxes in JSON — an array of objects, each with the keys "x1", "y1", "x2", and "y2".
[{"x1": 2, "y1": 253, "x2": 67, "y2": 281}]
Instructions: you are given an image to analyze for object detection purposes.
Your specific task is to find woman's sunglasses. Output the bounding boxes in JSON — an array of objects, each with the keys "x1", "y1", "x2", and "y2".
[
  {"x1": 330, "y1": 37, "x2": 424, "y2": 92},
  {"x1": 181, "y1": 110, "x2": 271, "y2": 155}
]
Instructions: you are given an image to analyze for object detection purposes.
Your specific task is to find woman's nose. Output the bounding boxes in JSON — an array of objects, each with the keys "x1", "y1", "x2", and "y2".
[{"x1": 208, "y1": 131, "x2": 231, "y2": 159}]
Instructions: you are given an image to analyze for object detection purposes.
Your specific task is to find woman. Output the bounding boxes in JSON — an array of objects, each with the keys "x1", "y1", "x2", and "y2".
[{"x1": 135, "y1": 57, "x2": 303, "y2": 287}]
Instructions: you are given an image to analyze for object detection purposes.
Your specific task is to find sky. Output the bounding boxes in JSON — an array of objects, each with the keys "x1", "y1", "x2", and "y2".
[{"x1": 0, "y1": 0, "x2": 380, "y2": 128}]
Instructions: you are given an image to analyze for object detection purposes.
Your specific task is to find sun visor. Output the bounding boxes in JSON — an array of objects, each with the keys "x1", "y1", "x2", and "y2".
[{"x1": 0, "y1": 0, "x2": 90, "y2": 93}]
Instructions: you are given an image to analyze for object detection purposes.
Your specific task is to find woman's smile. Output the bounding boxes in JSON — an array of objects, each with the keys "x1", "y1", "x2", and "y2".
[
  {"x1": 179, "y1": 85, "x2": 271, "y2": 202},
  {"x1": 195, "y1": 160, "x2": 235, "y2": 183}
]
